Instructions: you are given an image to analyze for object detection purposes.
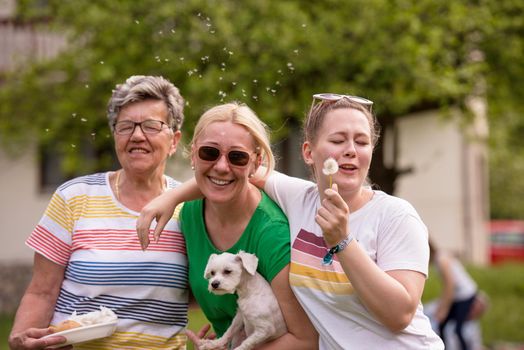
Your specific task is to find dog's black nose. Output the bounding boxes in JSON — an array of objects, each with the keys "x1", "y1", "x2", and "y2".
[{"x1": 211, "y1": 281, "x2": 220, "y2": 289}]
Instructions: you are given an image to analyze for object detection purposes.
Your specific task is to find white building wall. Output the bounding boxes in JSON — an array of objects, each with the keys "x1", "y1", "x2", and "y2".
[
  {"x1": 0, "y1": 145, "x2": 50, "y2": 263},
  {"x1": 395, "y1": 111, "x2": 489, "y2": 264}
]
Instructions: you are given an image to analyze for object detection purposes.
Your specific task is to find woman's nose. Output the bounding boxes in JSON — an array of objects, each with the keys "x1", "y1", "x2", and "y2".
[
  {"x1": 344, "y1": 142, "x2": 356, "y2": 157},
  {"x1": 129, "y1": 124, "x2": 146, "y2": 140},
  {"x1": 214, "y1": 153, "x2": 231, "y2": 171}
]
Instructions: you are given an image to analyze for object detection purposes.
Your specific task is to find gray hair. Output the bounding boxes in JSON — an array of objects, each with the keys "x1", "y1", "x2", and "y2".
[{"x1": 107, "y1": 75, "x2": 185, "y2": 131}]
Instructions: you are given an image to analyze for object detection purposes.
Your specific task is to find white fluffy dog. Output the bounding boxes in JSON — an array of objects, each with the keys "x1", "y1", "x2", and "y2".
[{"x1": 199, "y1": 251, "x2": 287, "y2": 350}]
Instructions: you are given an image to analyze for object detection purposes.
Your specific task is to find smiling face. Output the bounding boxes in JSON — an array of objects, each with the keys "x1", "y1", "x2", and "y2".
[
  {"x1": 114, "y1": 99, "x2": 180, "y2": 176},
  {"x1": 192, "y1": 121, "x2": 258, "y2": 204},
  {"x1": 303, "y1": 107, "x2": 373, "y2": 195}
]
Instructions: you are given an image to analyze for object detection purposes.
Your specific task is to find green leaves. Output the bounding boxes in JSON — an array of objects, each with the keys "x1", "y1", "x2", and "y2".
[{"x1": 1, "y1": 0, "x2": 523, "y2": 205}]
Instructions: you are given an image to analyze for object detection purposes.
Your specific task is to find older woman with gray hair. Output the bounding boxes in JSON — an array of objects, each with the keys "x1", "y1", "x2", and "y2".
[{"x1": 9, "y1": 75, "x2": 189, "y2": 349}]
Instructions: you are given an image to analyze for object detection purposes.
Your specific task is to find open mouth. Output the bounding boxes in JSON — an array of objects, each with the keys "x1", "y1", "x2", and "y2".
[
  {"x1": 209, "y1": 177, "x2": 234, "y2": 186},
  {"x1": 129, "y1": 147, "x2": 149, "y2": 154},
  {"x1": 339, "y1": 164, "x2": 357, "y2": 171}
]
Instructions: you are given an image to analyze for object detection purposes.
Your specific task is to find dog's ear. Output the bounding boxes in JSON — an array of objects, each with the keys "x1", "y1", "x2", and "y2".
[
  {"x1": 236, "y1": 251, "x2": 258, "y2": 275},
  {"x1": 204, "y1": 254, "x2": 218, "y2": 279}
]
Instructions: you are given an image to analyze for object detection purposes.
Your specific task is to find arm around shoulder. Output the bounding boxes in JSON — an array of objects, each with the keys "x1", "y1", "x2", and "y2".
[{"x1": 137, "y1": 177, "x2": 202, "y2": 249}]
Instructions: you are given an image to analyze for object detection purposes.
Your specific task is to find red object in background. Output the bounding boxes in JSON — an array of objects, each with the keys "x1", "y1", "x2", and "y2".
[{"x1": 489, "y1": 220, "x2": 524, "y2": 264}]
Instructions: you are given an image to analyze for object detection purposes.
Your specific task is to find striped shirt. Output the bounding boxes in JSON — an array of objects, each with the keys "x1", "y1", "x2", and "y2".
[{"x1": 27, "y1": 172, "x2": 188, "y2": 349}]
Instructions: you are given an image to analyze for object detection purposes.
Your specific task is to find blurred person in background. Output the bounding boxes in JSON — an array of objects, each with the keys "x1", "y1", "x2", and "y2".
[
  {"x1": 429, "y1": 238, "x2": 480, "y2": 350},
  {"x1": 9, "y1": 75, "x2": 189, "y2": 349}
]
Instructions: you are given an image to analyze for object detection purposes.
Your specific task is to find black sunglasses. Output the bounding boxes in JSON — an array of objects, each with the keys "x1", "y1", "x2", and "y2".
[{"x1": 198, "y1": 146, "x2": 254, "y2": 167}]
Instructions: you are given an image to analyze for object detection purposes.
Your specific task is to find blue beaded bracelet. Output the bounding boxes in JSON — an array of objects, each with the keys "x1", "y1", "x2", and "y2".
[{"x1": 322, "y1": 234, "x2": 353, "y2": 266}]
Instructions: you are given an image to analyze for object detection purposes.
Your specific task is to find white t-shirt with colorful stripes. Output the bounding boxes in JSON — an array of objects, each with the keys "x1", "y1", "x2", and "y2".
[
  {"x1": 26, "y1": 172, "x2": 188, "y2": 349},
  {"x1": 265, "y1": 172, "x2": 444, "y2": 350}
]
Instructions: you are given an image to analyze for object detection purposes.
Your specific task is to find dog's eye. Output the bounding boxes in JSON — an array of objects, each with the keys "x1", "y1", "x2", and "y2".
[
  {"x1": 210, "y1": 271, "x2": 215, "y2": 276},
  {"x1": 224, "y1": 269, "x2": 232, "y2": 275}
]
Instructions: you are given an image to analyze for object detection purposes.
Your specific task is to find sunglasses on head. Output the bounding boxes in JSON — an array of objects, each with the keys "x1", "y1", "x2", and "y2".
[
  {"x1": 312, "y1": 93, "x2": 373, "y2": 111},
  {"x1": 198, "y1": 146, "x2": 254, "y2": 167}
]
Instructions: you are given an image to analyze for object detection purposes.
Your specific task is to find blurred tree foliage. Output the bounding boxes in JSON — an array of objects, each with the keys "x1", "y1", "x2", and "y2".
[{"x1": 0, "y1": 0, "x2": 523, "y2": 212}]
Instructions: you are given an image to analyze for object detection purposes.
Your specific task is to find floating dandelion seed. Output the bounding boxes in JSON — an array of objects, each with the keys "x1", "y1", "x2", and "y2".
[
  {"x1": 179, "y1": 57, "x2": 185, "y2": 61},
  {"x1": 85, "y1": 84, "x2": 89, "y2": 88},
  {"x1": 253, "y1": 79, "x2": 258, "y2": 84},
  {"x1": 252, "y1": 96, "x2": 258, "y2": 101},
  {"x1": 302, "y1": 23, "x2": 307, "y2": 28},
  {"x1": 322, "y1": 157, "x2": 339, "y2": 188},
  {"x1": 275, "y1": 81, "x2": 281, "y2": 85},
  {"x1": 232, "y1": 82, "x2": 237, "y2": 86},
  {"x1": 100, "y1": 61, "x2": 104, "y2": 64},
  {"x1": 210, "y1": 30, "x2": 215, "y2": 34},
  {"x1": 219, "y1": 76, "x2": 223, "y2": 80},
  {"x1": 81, "y1": 118, "x2": 87, "y2": 122},
  {"x1": 71, "y1": 144, "x2": 76, "y2": 148},
  {"x1": 45, "y1": 128, "x2": 50, "y2": 132},
  {"x1": 171, "y1": 29, "x2": 176, "y2": 34},
  {"x1": 293, "y1": 49, "x2": 299, "y2": 54},
  {"x1": 158, "y1": 30, "x2": 163, "y2": 35},
  {"x1": 277, "y1": 69, "x2": 283, "y2": 75},
  {"x1": 187, "y1": 70, "x2": 194, "y2": 76},
  {"x1": 135, "y1": 20, "x2": 140, "y2": 24},
  {"x1": 164, "y1": 58, "x2": 169, "y2": 62},
  {"x1": 228, "y1": 51, "x2": 234, "y2": 56},
  {"x1": 72, "y1": 113, "x2": 77, "y2": 118}
]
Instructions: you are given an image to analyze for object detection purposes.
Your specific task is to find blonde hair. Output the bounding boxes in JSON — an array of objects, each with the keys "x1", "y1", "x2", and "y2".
[{"x1": 191, "y1": 102, "x2": 274, "y2": 176}]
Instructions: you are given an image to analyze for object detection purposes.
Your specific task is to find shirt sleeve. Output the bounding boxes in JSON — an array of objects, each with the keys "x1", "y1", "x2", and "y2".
[
  {"x1": 256, "y1": 216, "x2": 291, "y2": 283},
  {"x1": 264, "y1": 171, "x2": 316, "y2": 217},
  {"x1": 26, "y1": 190, "x2": 73, "y2": 266},
  {"x1": 376, "y1": 201, "x2": 430, "y2": 276}
]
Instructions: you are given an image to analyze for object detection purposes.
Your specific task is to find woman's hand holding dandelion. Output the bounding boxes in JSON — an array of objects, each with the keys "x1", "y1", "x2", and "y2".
[{"x1": 318, "y1": 158, "x2": 350, "y2": 264}]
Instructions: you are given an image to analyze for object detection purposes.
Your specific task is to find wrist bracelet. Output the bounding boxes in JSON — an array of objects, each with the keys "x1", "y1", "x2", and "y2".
[{"x1": 322, "y1": 234, "x2": 353, "y2": 266}]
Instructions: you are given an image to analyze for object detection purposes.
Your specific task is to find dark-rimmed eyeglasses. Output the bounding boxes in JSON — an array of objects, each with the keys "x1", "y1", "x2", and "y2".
[
  {"x1": 198, "y1": 146, "x2": 254, "y2": 167},
  {"x1": 113, "y1": 120, "x2": 169, "y2": 135},
  {"x1": 312, "y1": 93, "x2": 373, "y2": 111}
]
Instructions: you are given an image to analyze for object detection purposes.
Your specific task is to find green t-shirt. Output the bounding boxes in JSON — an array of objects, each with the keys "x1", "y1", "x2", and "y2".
[{"x1": 180, "y1": 190, "x2": 290, "y2": 336}]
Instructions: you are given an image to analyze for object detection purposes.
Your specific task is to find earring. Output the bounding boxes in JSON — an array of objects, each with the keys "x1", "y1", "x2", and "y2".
[
  {"x1": 191, "y1": 165, "x2": 195, "y2": 170},
  {"x1": 249, "y1": 173, "x2": 254, "y2": 178}
]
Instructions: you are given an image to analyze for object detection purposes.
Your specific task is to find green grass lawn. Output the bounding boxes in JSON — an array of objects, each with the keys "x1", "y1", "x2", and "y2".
[{"x1": 2, "y1": 263, "x2": 523, "y2": 349}]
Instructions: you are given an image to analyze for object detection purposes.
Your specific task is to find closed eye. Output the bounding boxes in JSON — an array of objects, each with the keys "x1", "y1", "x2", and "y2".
[{"x1": 224, "y1": 269, "x2": 232, "y2": 275}]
